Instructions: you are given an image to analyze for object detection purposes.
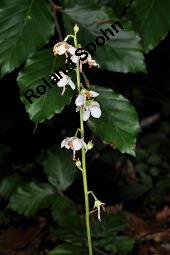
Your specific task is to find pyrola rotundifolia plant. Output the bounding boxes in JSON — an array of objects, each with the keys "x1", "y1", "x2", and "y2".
[
  {"x1": 52, "y1": 25, "x2": 105, "y2": 255},
  {"x1": 49, "y1": 23, "x2": 139, "y2": 255}
]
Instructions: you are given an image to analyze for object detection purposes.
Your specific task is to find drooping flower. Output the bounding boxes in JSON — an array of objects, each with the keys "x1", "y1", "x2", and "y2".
[
  {"x1": 53, "y1": 42, "x2": 99, "y2": 72},
  {"x1": 75, "y1": 89, "x2": 99, "y2": 107},
  {"x1": 61, "y1": 137, "x2": 87, "y2": 160},
  {"x1": 82, "y1": 101, "x2": 102, "y2": 121},
  {"x1": 53, "y1": 42, "x2": 77, "y2": 57},
  {"x1": 57, "y1": 72, "x2": 75, "y2": 95},
  {"x1": 75, "y1": 89, "x2": 101, "y2": 121},
  {"x1": 53, "y1": 42, "x2": 68, "y2": 55},
  {"x1": 85, "y1": 54, "x2": 99, "y2": 69},
  {"x1": 93, "y1": 199, "x2": 105, "y2": 222}
]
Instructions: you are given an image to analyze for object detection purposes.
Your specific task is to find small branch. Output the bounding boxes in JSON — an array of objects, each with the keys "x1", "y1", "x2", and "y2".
[
  {"x1": 94, "y1": 246, "x2": 109, "y2": 255},
  {"x1": 140, "y1": 113, "x2": 160, "y2": 129},
  {"x1": 33, "y1": 123, "x2": 38, "y2": 134},
  {"x1": 82, "y1": 71, "x2": 90, "y2": 88},
  {"x1": 49, "y1": 0, "x2": 63, "y2": 41}
]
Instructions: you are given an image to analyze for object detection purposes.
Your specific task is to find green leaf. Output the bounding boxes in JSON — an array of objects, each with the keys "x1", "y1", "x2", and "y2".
[
  {"x1": 64, "y1": 4, "x2": 146, "y2": 73},
  {"x1": 8, "y1": 182, "x2": 55, "y2": 216},
  {"x1": 49, "y1": 243, "x2": 85, "y2": 255},
  {"x1": 0, "y1": 175, "x2": 23, "y2": 199},
  {"x1": 117, "y1": 171, "x2": 153, "y2": 201},
  {"x1": 92, "y1": 213, "x2": 124, "y2": 238},
  {"x1": 97, "y1": 0, "x2": 132, "y2": 16},
  {"x1": 52, "y1": 196, "x2": 81, "y2": 228},
  {"x1": 128, "y1": 0, "x2": 170, "y2": 53},
  {"x1": 0, "y1": 0, "x2": 54, "y2": 76},
  {"x1": 88, "y1": 86, "x2": 139, "y2": 155},
  {"x1": 113, "y1": 236, "x2": 134, "y2": 253},
  {"x1": 41, "y1": 147, "x2": 76, "y2": 192},
  {"x1": 17, "y1": 49, "x2": 73, "y2": 123},
  {"x1": 92, "y1": 213, "x2": 133, "y2": 254}
]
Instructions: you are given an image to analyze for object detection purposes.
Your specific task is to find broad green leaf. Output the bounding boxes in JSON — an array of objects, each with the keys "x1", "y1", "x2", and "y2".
[
  {"x1": 52, "y1": 196, "x2": 81, "y2": 228},
  {"x1": 17, "y1": 49, "x2": 73, "y2": 123},
  {"x1": 117, "y1": 171, "x2": 153, "y2": 201},
  {"x1": 128, "y1": 0, "x2": 170, "y2": 53},
  {"x1": 49, "y1": 244, "x2": 85, "y2": 255},
  {"x1": 92, "y1": 213, "x2": 124, "y2": 238},
  {"x1": 88, "y1": 86, "x2": 139, "y2": 155},
  {"x1": 113, "y1": 237, "x2": 134, "y2": 254},
  {"x1": 8, "y1": 182, "x2": 55, "y2": 216},
  {"x1": 64, "y1": 4, "x2": 146, "y2": 73},
  {"x1": 41, "y1": 147, "x2": 76, "y2": 192},
  {"x1": 0, "y1": 0, "x2": 54, "y2": 76},
  {"x1": 0, "y1": 175, "x2": 23, "y2": 199},
  {"x1": 97, "y1": 0, "x2": 132, "y2": 16},
  {"x1": 91, "y1": 213, "x2": 133, "y2": 254}
]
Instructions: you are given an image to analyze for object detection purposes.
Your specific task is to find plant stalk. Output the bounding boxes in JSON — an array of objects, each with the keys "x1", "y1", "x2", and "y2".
[{"x1": 74, "y1": 29, "x2": 93, "y2": 255}]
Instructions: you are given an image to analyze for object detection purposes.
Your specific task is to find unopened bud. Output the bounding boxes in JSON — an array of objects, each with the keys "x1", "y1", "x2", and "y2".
[
  {"x1": 87, "y1": 141, "x2": 94, "y2": 150},
  {"x1": 74, "y1": 24, "x2": 79, "y2": 33},
  {"x1": 75, "y1": 159, "x2": 81, "y2": 168}
]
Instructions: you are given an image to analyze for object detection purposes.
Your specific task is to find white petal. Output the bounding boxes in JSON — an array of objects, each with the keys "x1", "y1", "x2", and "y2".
[
  {"x1": 82, "y1": 141, "x2": 88, "y2": 152},
  {"x1": 89, "y1": 91, "x2": 99, "y2": 97},
  {"x1": 53, "y1": 43, "x2": 67, "y2": 55},
  {"x1": 68, "y1": 78, "x2": 75, "y2": 90},
  {"x1": 58, "y1": 45, "x2": 67, "y2": 55},
  {"x1": 57, "y1": 77, "x2": 67, "y2": 87},
  {"x1": 90, "y1": 103, "x2": 101, "y2": 118},
  {"x1": 71, "y1": 55, "x2": 79, "y2": 63},
  {"x1": 72, "y1": 138, "x2": 83, "y2": 151},
  {"x1": 67, "y1": 46, "x2": 76, "y2": 55},
  {"x1": 76, "y1": 107, "x2": 80, "y2": 112},
  {"x1": 75, "y1": 94, "x2": 85, "y2": 106},
  {"x1": 65, "y1": 137, "x2": 72, "y2": 149},
  {"x1": 83, "y1": 108, "x2": 90, "y2": 121},
  {"x1": 61, "y1": 138, "x2": 67, "y2": 148}
]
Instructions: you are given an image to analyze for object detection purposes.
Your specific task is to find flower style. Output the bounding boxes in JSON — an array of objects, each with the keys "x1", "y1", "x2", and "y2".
[
  {"x1": 61, "y1": 137, "x2": 87, "y2": 160},
  {"x1": 57, "y1": 72, "x2": 75, "y2": 95}
]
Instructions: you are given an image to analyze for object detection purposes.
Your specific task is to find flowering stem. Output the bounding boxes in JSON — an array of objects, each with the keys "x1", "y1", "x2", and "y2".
[{"x1": 74, "y1": 27, "x2": 93, "y2": 255}]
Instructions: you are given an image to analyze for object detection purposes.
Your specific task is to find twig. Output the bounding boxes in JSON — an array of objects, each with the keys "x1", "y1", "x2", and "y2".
[
  {"x1": 33, "y1": 123, "x2": 38, "y2": 134},
  {"x1": 94, "y1": 246, "x2": 109, "y2": 255},
  {"x1": 82, "y1": 71, "x2": 90, "y2": 88},
  {"x1": 49, "y1": 0, "x2": 63, "y2": 41},
  {"x1": 140, "y1": 113, "x2": 160, "y2": 129}
]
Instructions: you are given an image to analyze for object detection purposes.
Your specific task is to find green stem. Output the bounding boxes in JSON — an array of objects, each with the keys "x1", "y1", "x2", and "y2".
[{"x1": 74, "y1": 27, "x2": 93, "y2": 255}]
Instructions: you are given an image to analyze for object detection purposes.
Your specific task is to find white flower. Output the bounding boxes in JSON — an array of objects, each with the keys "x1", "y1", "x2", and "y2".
[
  {"x1": 67, "y1": 45, "x2": 76, "y2": 55},
  {"x1": 57, "y1": 72, "x2": 75, "y2": 95},
  {"x1": 61, "y1": 137, "x2": 87, "y2": 160},
  {"x1": 70, "y1": 54, "x2": 79, "y2": 64},
  {"x1": 83, "y1": 101, "x2": 101, "y2": 121},
  {"x1": 86, "y1": 54, "x2": 99, "y2": 68},
  {"x1": 53, "y1": 42, "x2": 77, "y2": 56},
  {"x1": 75, "y1": 89, "x2": 99, "y2": 107},
  {"x1": 93, "y1": 200, "x2": 105, "y2": 222},
  {"x1": 53, "y1": 42, "x2": 68, "y2": 55}
]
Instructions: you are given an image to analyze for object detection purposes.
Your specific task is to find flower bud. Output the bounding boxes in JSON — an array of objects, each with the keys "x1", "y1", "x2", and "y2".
[
  {"x1": 87, "y1": 141, "x2": 94, "y2": 150},
  {"x1": 75, "y1": 159, "x2": 81, "y2": 168},
  {"x1": 74, "y1": 24, "x2": 79, "y2": 33}
]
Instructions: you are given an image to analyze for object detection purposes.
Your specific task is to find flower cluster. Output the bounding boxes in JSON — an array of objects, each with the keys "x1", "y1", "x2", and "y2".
[
  {"x1": 54, "y1": 26, "x2": 105, "y2": 223},
  {"x1": 53, "y1": 41, "x2": 99, "y2": 71}
]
